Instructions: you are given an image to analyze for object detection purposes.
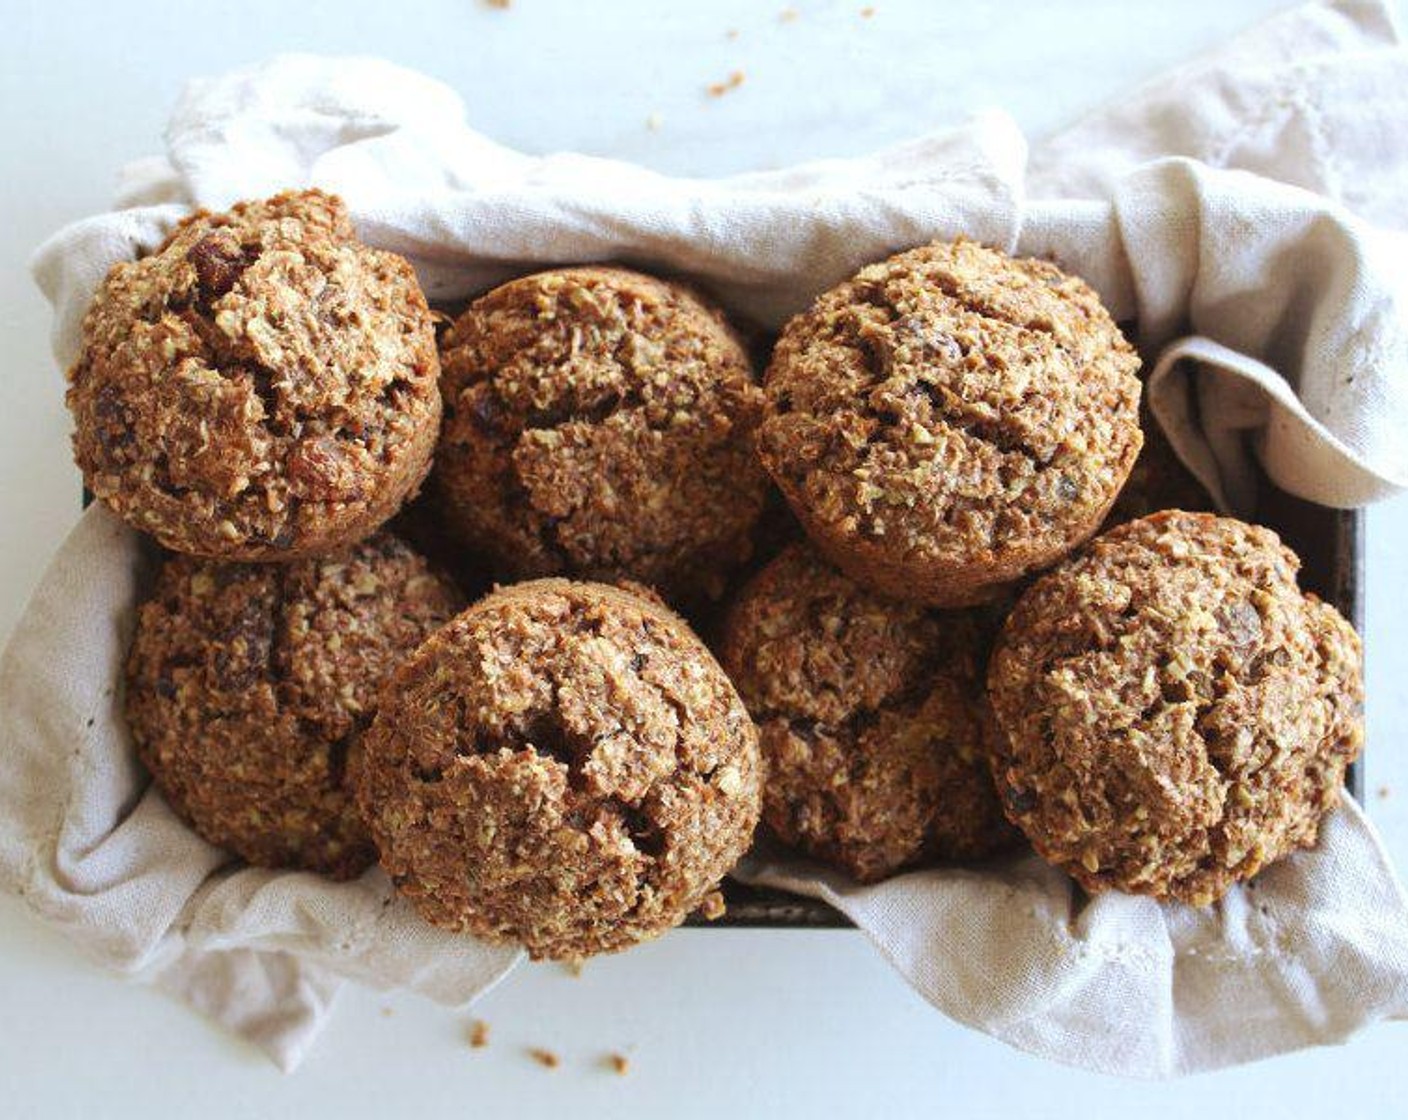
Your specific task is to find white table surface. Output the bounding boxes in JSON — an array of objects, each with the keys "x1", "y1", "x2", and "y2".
[{"x1": 3, "y1": 2, "x2": 1406, "y2": 1117}]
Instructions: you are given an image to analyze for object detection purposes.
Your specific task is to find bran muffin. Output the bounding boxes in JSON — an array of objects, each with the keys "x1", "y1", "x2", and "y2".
[
  {"x1": 720, "y1": 543, "x2": 1016, "y2": 883},
  {"x1": 758, "y1": 239, "x2": 1143, "y2": 607},
  {"x1": 356, "y1": 579, "x2": 762, "y2": 959},
  {"x1": 1106, "y1": 405, "x2": 1213, "y2": 526},
  {"x1": 435, "y1": 267, "x2": 768, "y2": 604},
  {"x1": 987, "y1": 511, "x2": 1364, "y2": 906},
  {"x1": 126, "y1": 532, "x2": 463, "y2": 879},
  {"x1": 68, "y1": 190, "x2": 441, "y2": 560}
]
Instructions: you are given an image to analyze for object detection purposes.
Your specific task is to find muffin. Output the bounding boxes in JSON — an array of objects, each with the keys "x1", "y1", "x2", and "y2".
[
  {"x1": 720, "y1": 543, "x2": 1016, "y2": 883},
  {"x1": 758, "y1": 239, "x2": 1143, "y2": 606},
  {"x1": 1106, "y1": 406, "x2": 1213, "y2": 526},
  {"x1": 356, "y1": 579, "x2": 762, "y2": 959},
  {"x1": 68, "y1": 190, "x2": 441, "y2": 560},
  {"x1": 435, "y1": 266, "x2": 768, "y2": 604},
  {"x1": 126, "y1": 532, "x2": 463, "y2": 879},
  {"x1": 987, "y1": 511, "x2": 1364, "y2": 906}
]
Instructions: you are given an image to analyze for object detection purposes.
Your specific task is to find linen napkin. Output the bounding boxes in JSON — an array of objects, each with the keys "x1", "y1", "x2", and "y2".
[{"x1": 7, "y1": 0, "x2": 1408, "y2": 1075}]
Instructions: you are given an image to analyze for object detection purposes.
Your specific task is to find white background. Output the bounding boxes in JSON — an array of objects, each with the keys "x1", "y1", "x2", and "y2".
[{"x1": 2, "y1": 2, "x2": 1406, "y2": 1117}]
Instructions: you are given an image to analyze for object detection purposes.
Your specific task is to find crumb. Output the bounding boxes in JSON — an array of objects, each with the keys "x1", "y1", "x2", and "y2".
[
  {"x1": 1378, "y1": 786, "x2": 1391, "y2": 800},
  {"x1": 562, "y1": 959, "x2": 584, "y2": 978},
  {"x1": 646, "y1": 112, "x2": 664, "y2": 132},
  {"x1": 708, "y1": 70, "x2": 746, "y2": 97},
  {"x1": 484, "y1": 0, "x2": 511, "y2": 9},
  {"x1": 725, "y1": 28, "x2": 739, "y2": 40},
  {"x1": 698, "y1": 889, "x2": 726, "y2": 921},
  {"x1": 608, "y1": 1053, "x2": 630, "y2": 1075},
  {"x1": 861, "y1": 5, "x2": 876, "y2": 16},
  {"x1": 780, "y1": 6, "x2": 799, "y2": 21},
  {"x1": 529, "y1": 1047, "x2": 560, "y2": 1069},
  {"x1": 379, "y1": 1006, "x2": 394, "y2": 1018},
  {"x1": 469, "y1": 1020, "x2": 490, "y2": 1048}
]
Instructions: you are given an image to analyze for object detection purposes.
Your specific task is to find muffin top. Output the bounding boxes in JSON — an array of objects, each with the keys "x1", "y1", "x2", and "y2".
[
  {"x1": 68, "y1": 189, "x2": 441, "y2": 560},
  {"x1": 126, "y1": 532, "x2": 463, "y2": 879},
  {"x1": 758, "y1": 239, "x2": 1142, "y2": 605},
  {"x1": 356, "y1": 578, "x2": 762, "y2": 959},
  {"x1": 720, "y1": 543, "x2": 1016, "y2": 882},
  {"x1": 435, "y1": 266, "x2": 767, "y2": 603},
  {"x1": 987, "y1": 511, "x2": 1364, "y2": 906}
]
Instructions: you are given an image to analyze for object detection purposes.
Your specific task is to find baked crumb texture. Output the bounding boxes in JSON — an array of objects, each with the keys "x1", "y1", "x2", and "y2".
[
  {"x1": 988, "y1": 511, "x2": 1364, "y2": 906},
  {"x1": 435, "y1": 267, "x2": 767, "y2": 605},
  {"x1": 721, "y1": 543, "x2": 1018, "y2": 882},
  {"x1": 68, "y1": 189, "x2": 441, "y2": 560},
  {"x1": 356, "y1": 579, "x2": 762, "y2": 959},
  {"x1": 759, "y1": 239, "x2": 1143, "y2": 607},
  {"x1": 125, "y1": 532, "x2": 463, "y2": 878}
]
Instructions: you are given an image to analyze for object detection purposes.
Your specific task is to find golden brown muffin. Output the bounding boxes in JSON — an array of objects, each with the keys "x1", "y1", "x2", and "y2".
[
  {"x1": 68, "y1": 190, "x2": 441, "y2": 560},
  {"x1": 720, "y1": 543, "x2": 1017, "y2": 882},
  {"x1": 356, "y1": 579, "x2": 762, "y2": 959},
  {"x1": 759, "y1": 240, "x2": 1143, "y2": 607},
  {"x1": 434, "y1": 266, "x2": 768, "y2": 604},
  {"x1": 126, "y1": 533, "x2": 463, "y2": 879},
  {"x1": 987, "y1": 511, "x2": 1363, "y2": 906}
]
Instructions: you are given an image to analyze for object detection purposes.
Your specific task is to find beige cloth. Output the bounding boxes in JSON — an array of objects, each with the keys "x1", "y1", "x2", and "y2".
[{"x1": 7, "y1": 0, "x2": 1408, "y2": 1076}]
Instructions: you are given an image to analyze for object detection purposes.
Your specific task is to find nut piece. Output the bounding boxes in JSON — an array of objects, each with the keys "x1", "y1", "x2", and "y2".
[
  {"x1": 356, "y1": 579, "x2": 762, "y2": 959},
  {"x1": 758, "y1": 239, "x2": 1142, "y2": 606},
  {"x1": 125, "y1": 532, "x2": 463, "y2": 878},
  {"x1": 720, "y1": 543, "x2": 1018, "y2": 882},
  {"x1": 68, "y1": 190, "x2": 441, "y2": 560},
  {"x1": 987, "y1": 510, "x2": 1364, "y2": 906},
  {"x1": 435, "y1": 267, "x2": 768, "y2": 604}
]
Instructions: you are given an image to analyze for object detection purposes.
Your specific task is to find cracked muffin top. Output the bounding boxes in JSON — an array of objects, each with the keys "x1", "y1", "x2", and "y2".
[
  {"x1": 721, "y1": 543, "x2": 1017, "y2": 882},
  {"x1": 356, "y1": 578, "x2": 762, "y2": 959},
  {"x1": 987, "y1": 510, "x2": 1364, "y2": 906},
  {"x1": 759, "y1": 239, "x2": 1143, "y2": 607},
  {"x1": 125, "y1": 532, "x2": 463, "y2": 879},
  {"x1": 434, "y1": 266, "x2": 768, "y2": 605},
  {"x1": 68, "y1": 190, "x2": 441, "y2": 560}
]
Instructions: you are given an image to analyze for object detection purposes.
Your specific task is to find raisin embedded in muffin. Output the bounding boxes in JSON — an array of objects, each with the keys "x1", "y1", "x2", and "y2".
[
  {"x1": 355, "y1": 579, "x2": 762, "y2": 959},
  {"x1": 434, "y1": 266, "x2": 768, "y2": 605},
  {"x1": 759, "y1": 239, "x2": 1143, "y2": 607},
  {"x1": 68, "y1": 189, "x2": 441, "y2": 560},
  {"x1": 987, "y1": 510, "x2": 1364, "y2": 906},
  {"x1": 719, "y1": 542, "x2": 1017, "y2": 882},
  {"x1": 125, "y1": 532, "x2": 463, "y2": 879}
]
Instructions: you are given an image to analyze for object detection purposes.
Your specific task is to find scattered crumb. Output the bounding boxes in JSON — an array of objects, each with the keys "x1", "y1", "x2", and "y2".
[
  {"x1": 707, "y1": 70, "x2": 747, "y2": 98},
  {"x1": 484, "y1": 0, "x2": 511, "y2": 8},
  {"x1": 1378, "y1": 785, "x2": 1391, "y2": 800},
  {"x1": 646, "y1": 112, "x2": 664, "y2": 132},
  {"x1": 469, "y1": 1020, "x2": 490, "y2": 1048},
  {"x1": 379, "y1": 1006, "x2": 394, "y2": 1018},
  {"x1": 860, "y1": 5, "x2": 876, "y2": 16},
  {"x1": 528, "y1": 1047, "x2": 560, "y2": 1069},
  {"x1": 698, "y1": 889, "x2": 727, "y2": 921},
  {"x1": 562, "y1": 958, "x2": 585, "y2": 978},
  {"x1": 725, "y1": 28, "x2": 739, "y2": 40},
  {"x1": 608, "y1": 1053, "x2": 631, "y2": 1076},
  {"x1": 780, "y1": 6, "x2": 799, "y2": 21}
]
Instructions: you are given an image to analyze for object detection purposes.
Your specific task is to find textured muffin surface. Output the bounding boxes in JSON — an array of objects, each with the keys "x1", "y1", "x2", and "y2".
[
  {"x1": 987, "y1": 511, "x2": 1364, "y2": 906},
  {"x1": 126, "y1": 533, "x2": 463, "y2": 879},
  {"x1": 759, "y1": 239, "x2": 1142, "y2": 606},
  {"x1": 68, "y1": 189, "x2": 441, "y2": 559},
  {"x1": 435, "y1": 266, "x2": 768, "y2": 603},
  {"x1": 357, "y1": 579, "x2": 762, "y2": 959},
  {"x1": 721, "y1": 543, "x2": 1016, "y2": 882}
]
